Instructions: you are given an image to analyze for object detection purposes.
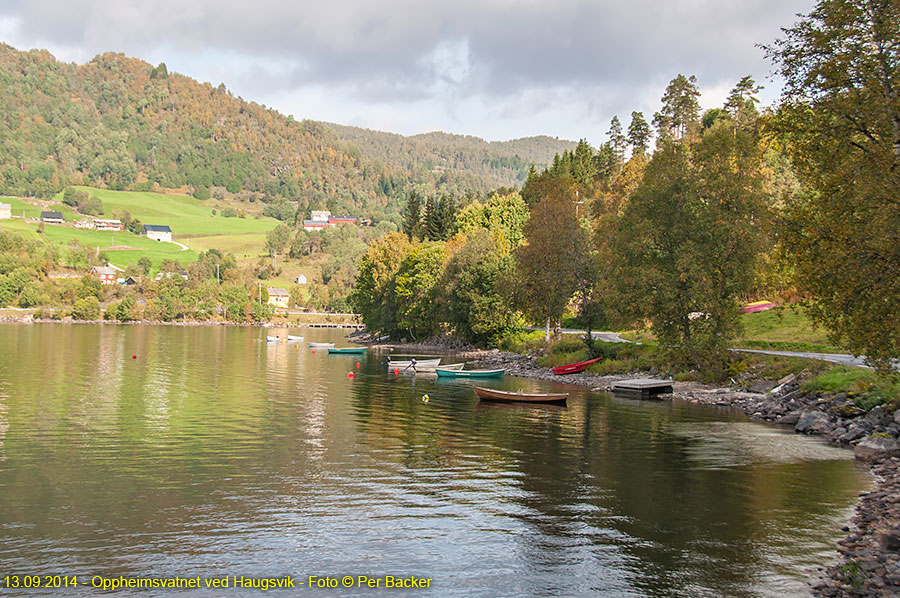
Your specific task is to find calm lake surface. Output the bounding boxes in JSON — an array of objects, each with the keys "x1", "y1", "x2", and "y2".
[{"x1": 0, "y1": 324, "x2": 869, "y2": 597}]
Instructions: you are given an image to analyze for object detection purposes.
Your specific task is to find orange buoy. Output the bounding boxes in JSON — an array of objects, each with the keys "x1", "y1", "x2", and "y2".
[
  {"x1": 394, "y1": 368, "x2": 399, "y2": 375},
  {"x1": 348, "y1": 372, "x2": 354, "y2": 378},
  {"x1": 312, "y1": 350, "x2": 315, "y2": 354},
  {"x1": 356, "y1": 362, "x2": 361, "y2": 368}
]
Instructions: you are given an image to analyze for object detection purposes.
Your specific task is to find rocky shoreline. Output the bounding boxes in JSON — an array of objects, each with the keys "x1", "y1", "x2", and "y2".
[{"x1": 357, "y1": 334, "x2": 900, "y2": 597}]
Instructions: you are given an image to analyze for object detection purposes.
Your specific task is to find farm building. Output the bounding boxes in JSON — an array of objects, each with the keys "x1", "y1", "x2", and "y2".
[
  {"x1": 0, "y1": 203, "x2": 10, "y2": 220},
  {"x1": 145, "y1": 225, "x2": 172, "y2": 243},
  {"x1": 303, "y1": 220, "x2": 329, "y2": 231},
  {"x1": 295, "y1": 274, "x2": 307, "y2": 284},
  {"x1": 41, "y1": 211, "x2": 64, "y2": 224}
]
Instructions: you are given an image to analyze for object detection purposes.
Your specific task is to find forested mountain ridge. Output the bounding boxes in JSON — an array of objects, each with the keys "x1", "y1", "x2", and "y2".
[
  {"x1": 325, "y1": 123, "x2": 576, "y2": 194},
  {"x1": 0, "y1": 44, "x2": 574, "y2": 221}
]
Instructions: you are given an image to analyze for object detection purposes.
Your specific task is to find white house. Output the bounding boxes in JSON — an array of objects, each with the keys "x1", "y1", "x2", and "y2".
[
  {"x1": 310, "y1": 210, "x2": 331, "y2": 222},
  {"x1": 41, "y1": 211, "x2": 64, "y2": 224},
  {"x1": 0, "y1": 203, "x2": 10, "y2": 220},
  {"x1": 295, "y1": 274, "x2": 307, "y2": 284},
  {"x1": 91, "y1": 265, "x2": 117, "y2": 285},
  {"x1": 145, "y1": 224, "x2": 172, "y2": 243},
  {"x1": 95, "y1": 219, "x2": 124, "y2": 231},
  {"x1": 267, "y1": 287, "x2": 290, "y2": 308}
]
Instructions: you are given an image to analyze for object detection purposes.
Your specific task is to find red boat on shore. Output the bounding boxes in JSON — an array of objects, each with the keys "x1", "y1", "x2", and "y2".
[{"x1": 552, "y1": 356, "x2": 603, "y2": 375}]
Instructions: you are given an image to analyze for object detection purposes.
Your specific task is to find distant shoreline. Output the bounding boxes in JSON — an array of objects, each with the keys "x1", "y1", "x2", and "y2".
[{"x1": 0, "y1": 315, "x2": 360, "y2": 329}]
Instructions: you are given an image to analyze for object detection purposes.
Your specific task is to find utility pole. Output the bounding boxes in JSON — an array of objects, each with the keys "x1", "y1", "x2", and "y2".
[{"x1": 216, "y1": 263, "x2": 220, "y2": 284}]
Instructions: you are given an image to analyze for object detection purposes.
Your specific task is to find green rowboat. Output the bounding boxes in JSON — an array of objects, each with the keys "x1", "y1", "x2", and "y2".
[
  {"x1": 435, "y1": 367, "x2": 504, "y2": 378},
  {"x1": 328, "y1": 347, "x2": 368, "y2": 355}
]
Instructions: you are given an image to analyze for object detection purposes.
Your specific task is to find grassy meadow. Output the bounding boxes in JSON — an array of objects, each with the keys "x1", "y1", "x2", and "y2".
[{"x1": 1, "y1": 188, "x2": 285, "y2": 272}]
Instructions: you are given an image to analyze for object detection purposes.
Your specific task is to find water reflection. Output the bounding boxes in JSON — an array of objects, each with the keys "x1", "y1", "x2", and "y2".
[{"x1": 0, "y1": 323, "x2": 868, "y2": 597}]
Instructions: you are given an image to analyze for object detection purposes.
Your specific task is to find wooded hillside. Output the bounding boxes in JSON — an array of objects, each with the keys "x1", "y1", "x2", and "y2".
[{"x1": 0, "y1": 44, "x2": 573, "y2": 221}]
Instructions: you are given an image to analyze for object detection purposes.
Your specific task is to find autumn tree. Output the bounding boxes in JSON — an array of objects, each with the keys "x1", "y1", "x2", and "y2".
[
  {"x1": 768, "y1": 0, "x2": 900, "y2": 370},
  {"x1": 612, "y1": 86, "x2": 766, "y2": 375},
  {"x1": 441, "y1": 230, "x2": 521, "y2": 345},
  {"x1": 515, "y1": 176, "x2": 589, "y2": 342}
]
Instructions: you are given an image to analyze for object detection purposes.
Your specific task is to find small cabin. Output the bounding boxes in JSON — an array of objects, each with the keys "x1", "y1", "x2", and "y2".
[
  {"x1": 0, "y1": 203, "x2": 10, "y2": 220},
  {"x1": 267, "y1": 287, "x2": 290, "y2": 308},
  {"x1": 295, "y1": 274, "x2": 307, "y2": 284},
  {"x1": 145, "y1": 224, "x2": 172, "y2": 243}
]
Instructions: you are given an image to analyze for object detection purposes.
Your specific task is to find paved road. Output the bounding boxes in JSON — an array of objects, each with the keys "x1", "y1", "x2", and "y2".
[
  {"x1": 530, "y1": 326, "x2": 875, "y2": 369},
  {"x1": 524, "y1": 327, "x2": 632, "y2": 343},
  {"x1": 731, "y1": 348, "x2": 872, "y2": 369}
]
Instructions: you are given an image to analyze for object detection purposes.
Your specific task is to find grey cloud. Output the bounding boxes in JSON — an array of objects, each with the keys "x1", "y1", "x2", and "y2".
[{"x1": 1, "y1": 0, "x2": 812, "y2": 116}]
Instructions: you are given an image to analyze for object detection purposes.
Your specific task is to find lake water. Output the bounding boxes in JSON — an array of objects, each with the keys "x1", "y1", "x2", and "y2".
[{"x1": 0, "y1": 324, "x2": 869, "y2": 597}]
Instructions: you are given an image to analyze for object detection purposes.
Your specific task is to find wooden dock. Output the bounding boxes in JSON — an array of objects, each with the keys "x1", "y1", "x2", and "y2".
[{"x1": 613, "y1": 379, "x2": 674, "y2": 400}]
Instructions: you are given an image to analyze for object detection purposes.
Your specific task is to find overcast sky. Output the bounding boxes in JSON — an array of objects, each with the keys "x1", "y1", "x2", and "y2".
[{"x1": 0, "y1": 0, "x2": 814, "y2": 146}]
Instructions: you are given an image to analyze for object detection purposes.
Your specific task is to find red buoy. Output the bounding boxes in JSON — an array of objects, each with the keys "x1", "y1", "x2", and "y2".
[
  {"x1": 394, "y1": 368, "x2": 399, "y2": 375},
  {"x1": 356, "y1": 362, "x2": 361, "y2": 368},
  {"x1": 132, "y1": 355, "x2": 137, "y2": 359},
  {"x1": 312, "y1": 350, "x2": 315, "y2": 354},
  {"x1": 348, "y1": 372, "x2": 354, "y2": 378}
]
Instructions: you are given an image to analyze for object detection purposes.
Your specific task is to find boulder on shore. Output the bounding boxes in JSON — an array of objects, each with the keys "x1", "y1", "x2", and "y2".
[
  {"x1": 854, "y1": 435, "x2": 900, "y2": 462},
  {"x1": 795, "y1": 410, "x2": 832, "y2": 435}
]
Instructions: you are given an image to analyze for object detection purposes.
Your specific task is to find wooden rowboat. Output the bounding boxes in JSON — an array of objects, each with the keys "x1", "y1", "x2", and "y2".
[
  {"x1": 287, "y1": 335, "x2": 304, "y2": 342},
  {"x1": 327, "y1": 347, "x2": 367, "y2": 354},
  {"x1": 553, "y1": 356, "x2": 603, "y2": 375},
  {"x1": 307, "y1": 342, "x2": 335, "y2": 348},
  {"x1": 436, "y1": 368, "x2": 505, "y2": 378},
  {"x1": 266, "y1": 335, "x2": 280, "y2": 343},
  {"x1": 473, "y1": 386, "x2": 568, "y2": 405}
]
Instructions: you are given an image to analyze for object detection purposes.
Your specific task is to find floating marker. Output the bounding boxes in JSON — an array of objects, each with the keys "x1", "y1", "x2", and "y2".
[
  {"x1": 132, "y1": 355, "x2": 137, "y2": 360},
  {"x1": 312, "y1": 350, "x2": 315, "y2": 354},
  {"x1": 422, "y1": 394, "x2": 429, "y2": 403},
  {"x1": 296, "y1": 344, "x2": 300, "y2": 348},
  {"x1": 356, "y1": 362, "x2": 361, "y2": 368},
  {"x1": 394, "y1": 368, "x2": 399, "y2": 375},
  {"x1": 348, "y1": 372, "x2": 354, "y2": 378}
]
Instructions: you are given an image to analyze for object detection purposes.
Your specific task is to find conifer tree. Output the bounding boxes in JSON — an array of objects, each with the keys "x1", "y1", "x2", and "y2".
[
  {"x1": 402, "y1": 192, "x2": 423, "y2": 241},
  {"x1": 627, "y1": 111, "x2": 652, "y2": 154}
]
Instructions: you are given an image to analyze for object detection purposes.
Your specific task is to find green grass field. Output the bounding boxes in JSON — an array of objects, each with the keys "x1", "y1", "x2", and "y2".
[
  {"x1": 3, "y1": 188, "x2": 284, "y2": 269},
  {"x1": 1, "y1": 196, "x2": 79, "y2": 221},
  {"x1": 0, "y1": 218, "x2": 197, "y2": 271},
  {"x1": 182, "y1": 232, "x2": 269, "y2": 257},
  {"x1": 736, "y1": 306, "x2": 842, "y2": 352},
  {"x1": 54, "y1": 187, "x2": 280, "y2": 236}
]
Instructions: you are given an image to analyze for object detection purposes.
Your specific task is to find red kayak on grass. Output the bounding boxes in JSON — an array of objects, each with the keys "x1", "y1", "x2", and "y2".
[{"x1": 553, "y1": 356, "x2": 603, "y2": 375}]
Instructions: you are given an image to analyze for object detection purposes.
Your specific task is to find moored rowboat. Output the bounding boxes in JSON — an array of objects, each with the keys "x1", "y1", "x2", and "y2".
[
  {"x1": 287, "y1": 335, "x2": 304, "y2": 342},
  {"x1": 266, "y1": 335, "x2": 280, "y2": 343},
  {"x1": 436, "y1": 368, "x2": 505, "y2": 378},
  {"x1": 307, "y1": 342, "x2": 335, "y2": 348},
  {"x1": 386, "y1": 358, "x2": 442, "y2": 369},
  {"x1": 473, "y1": 386, "x2": 568, "y2": 405},
  {"x1": 553, "y1": 356, "x2": 603, "y2": 375},
  {"x1": 327, "y1": 347, "x2": 367, "y2": 354}
]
